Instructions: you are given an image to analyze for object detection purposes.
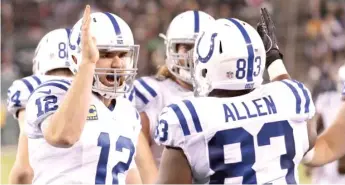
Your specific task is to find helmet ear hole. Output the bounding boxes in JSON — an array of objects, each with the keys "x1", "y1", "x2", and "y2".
[{"x1": 202, "y1": 68, "x2": 207, "y2": 77}]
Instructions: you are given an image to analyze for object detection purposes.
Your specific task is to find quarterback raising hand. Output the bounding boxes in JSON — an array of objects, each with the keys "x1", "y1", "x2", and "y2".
[
  {"x1": 24, "y1": 4, "x2": 142, "y2": 184},
  {"x1": 81, "y1": 5, "x2": 99, "y2": 64}
]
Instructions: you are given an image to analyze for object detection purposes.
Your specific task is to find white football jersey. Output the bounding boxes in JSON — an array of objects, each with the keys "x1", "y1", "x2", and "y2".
[
  {"x1": 127, "y1": 76, "x2": 193, "y2": 166},
  {"x1": 155, "y1": 79, "x2": 315, "y2": 184},
  {"x1": 7, "y1": 75, "x2": 72, "y2": 119},
  {"x1": 311, "y1": 91, "x2": 345, "y2": 184},
  {"x1": 7, "y1": 75, "x2": 44, "y2": 118},
  {"x1": 25, "y1": 79, "x2": 141, "y2": 185}
]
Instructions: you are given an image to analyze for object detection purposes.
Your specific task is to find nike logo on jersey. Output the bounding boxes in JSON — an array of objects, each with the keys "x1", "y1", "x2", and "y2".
[
  {"x1": 160, "y1": 111, "x2": 168, "y2": 116},
  {"x1": 39, "y1": 89, "x2": 51, "y2": 95}
]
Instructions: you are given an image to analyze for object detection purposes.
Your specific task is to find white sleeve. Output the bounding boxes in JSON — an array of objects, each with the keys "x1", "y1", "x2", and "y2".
[
  {"x1": 25, "y1": 79, "x2": 71, "y2": 139},
  {"x1": 7, "y1": 75, "x2": 43, "y2": 118},
  {"x1": 131, "y1": 77, "x2": 160, "y2": 112},
  {"x1": 279, "y1": 79, "x2": 316, "y2": 122},
  {"x1": 154, "y1": 105, "x2": 186, "y2": 148}
]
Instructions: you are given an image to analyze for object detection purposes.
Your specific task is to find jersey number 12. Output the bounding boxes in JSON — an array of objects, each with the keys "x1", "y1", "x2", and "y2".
[{"x1": 95, "y1": 132, "x2": 135, "y2": 184}]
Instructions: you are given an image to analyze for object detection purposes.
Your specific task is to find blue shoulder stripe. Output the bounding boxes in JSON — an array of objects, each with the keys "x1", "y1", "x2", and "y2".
[
  {"x1": 134, "y1": 87, "x2": 149, "y2": 104},
  {"x1": 21, "y1": 78, "x2": 34, "y2": 93},
  {"x1": 168, "y1": 104, "x2": 191, "y2": 136},
  {"x1": 32, "y1": 75, "x2": 42, "y2": 85},
  {"x1": 281, "y1": 80, "x2": 301, "y2": 114},
  {"x1": 137, "y1": 78, "x2": 157, "y2": 98},
  {"x1": 183, "y1": 100, "x2": 202, "y2": 133},
  {"x1": 292, "y1": 80, "x2": 311, "y2": 113}
]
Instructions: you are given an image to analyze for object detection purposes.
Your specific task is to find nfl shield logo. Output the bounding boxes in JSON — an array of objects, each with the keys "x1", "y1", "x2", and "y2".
[{"x1": 226, "y1": 71, "x2": 233, "y2": 79}]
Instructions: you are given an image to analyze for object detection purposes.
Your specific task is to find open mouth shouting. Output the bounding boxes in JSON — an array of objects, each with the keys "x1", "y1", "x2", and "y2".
[{"x1": 105, "y1": 74, "x2": 124, "y2": 87}]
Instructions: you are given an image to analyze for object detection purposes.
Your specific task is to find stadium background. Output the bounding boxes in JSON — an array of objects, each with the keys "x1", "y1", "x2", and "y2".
[{"x1": 1, "y1": 0, "x2": 345, "y2": 183}]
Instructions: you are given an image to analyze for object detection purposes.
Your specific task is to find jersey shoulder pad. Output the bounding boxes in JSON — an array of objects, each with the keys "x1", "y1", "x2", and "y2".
[
  {"x1": 131, "y1": 76, "x2": 160, "y2": 112},
  {"x1": 25, "y1": 79, "x2": 71, "y2": 138},
  {"x1": 275, "y1": 79, "x2": 315, "y2": 122},
  {"x1": 7, "y1": 75, "x2": 43, "y2": 118},
  {"x1": 154, "y1": 97, "x2": 203, "y2": 148}
]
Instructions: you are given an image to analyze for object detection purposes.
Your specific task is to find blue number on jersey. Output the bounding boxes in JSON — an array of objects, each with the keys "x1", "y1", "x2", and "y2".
[
  {"x1": 95, "y1": 132, "x2": 135, "y2": 184},
  {"x1": 10, "y1": 90, "x2": 21, "y2": 107},
  {"x1": 155, "y1": 120, "x2": 168, "y2": 142},
  {"x1": 208, "y1": 120, "x2": 296, "y2": 184},
  {"x1": 35, "y1": 95, "x2": 58, "y2": 117},
  {"x1": 209, "y1": 127, "x2": 256, "y2": 183}
]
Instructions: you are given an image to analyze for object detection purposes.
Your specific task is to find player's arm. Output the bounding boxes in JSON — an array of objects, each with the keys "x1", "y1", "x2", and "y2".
[
  {"x1": 156, "y1": 146, "x2": 192, "y2": 184},
  {"x1": 8, "y1": 110, "x2": 33, "y2": 184},
  {"x1": 7, "y1": 78, "x2": 38, "y2": 184},
  {"x1": 154, "y1": 107, "x2": 193, "y2": 184},
  {"x1": 257, "y1": 8, "x2": 290, "y2": 82},
  {"x1": 40, "y1": 6, "x2": 98, "y2": 147},
  {"x1": 304, "y1": 102, "x2": 345, "y2": 166},
  {"x1": 131, "y1": 77, "x2": 160, "y2": 183},
  {"x1": 305, "y1": 93, "x2": 326, "y2": 154},
  {"x1": 126, "y1": 165, "x2": 142, "y2": 184},
  {"x1": 303, "y1": 112, "x2": 322, "y2": 177}
]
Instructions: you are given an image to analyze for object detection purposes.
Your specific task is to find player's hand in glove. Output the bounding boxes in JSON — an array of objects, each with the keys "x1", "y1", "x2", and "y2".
[{"x1": 257, "y1": 8, "x2": 283, "y2": 69}]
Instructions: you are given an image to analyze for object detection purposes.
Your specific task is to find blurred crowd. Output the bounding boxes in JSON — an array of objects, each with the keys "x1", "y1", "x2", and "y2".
[
  {"x1": 2, "y1": 0, "x2": 345, "y2": 145},
  {"x1": 304, "y1": 0, "x2": 345, "y2": 98}
]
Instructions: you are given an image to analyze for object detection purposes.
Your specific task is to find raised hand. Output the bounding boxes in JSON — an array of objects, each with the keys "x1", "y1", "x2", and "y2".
[
  {"x1": 257, "y1": 8, "x2": 283, "y2": 68},
  {"x1": 81, "y1": 5, "x2": 99, "y2": 64}
]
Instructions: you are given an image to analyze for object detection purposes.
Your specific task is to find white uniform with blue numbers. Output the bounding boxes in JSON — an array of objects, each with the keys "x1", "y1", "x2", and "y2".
[
  {"x1": 7, "y1": 75, "x2": 44, "y2": 118},
  {"x1": 25, "y1": 79, "x2": 141, "y2": 185},
  {"x1": 7, "y1": 75, "x2": 72, "y2": 119},
  {"x1": 127, "y1": 76, "x2": 193, "y2": 166},
  {"x1": 311, "y1": 91, "x2": 345, "y2": 184},
  {"x1": 155, "y1": 79, "x2": 315, "y2": 184}
]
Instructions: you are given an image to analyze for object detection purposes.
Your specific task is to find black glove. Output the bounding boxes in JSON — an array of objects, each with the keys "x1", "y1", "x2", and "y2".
[{"x1": 257, "y1": 8, "x2": 283, "y2": 69}]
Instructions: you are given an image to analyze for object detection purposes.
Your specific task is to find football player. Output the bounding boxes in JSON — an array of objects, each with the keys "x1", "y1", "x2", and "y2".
[
  {"x1": 7, "y1": 28, "x2": 73, "y2": 184},
  {"x1": 305, "y1": 67, "x2": 345, "y2": 183},
  {"x1": 130, "y1": 10, "x2": 215, "y2": 183},
  {"x1": 155, "y1": 9, "x2": 316, "y2": 184},
  {"x1": 24, "y1": 6, "x2": 141, "y2": 184}
]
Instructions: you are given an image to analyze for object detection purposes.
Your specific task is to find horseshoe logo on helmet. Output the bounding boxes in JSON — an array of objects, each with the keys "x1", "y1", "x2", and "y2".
[{"x1": 196, "y1": 32, "x2": 218, "y2": 63}]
